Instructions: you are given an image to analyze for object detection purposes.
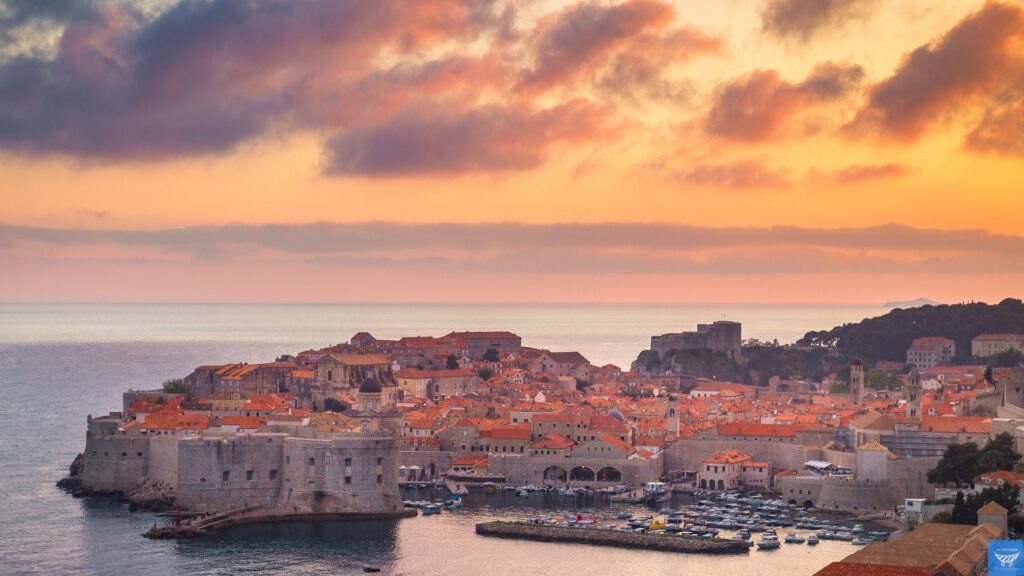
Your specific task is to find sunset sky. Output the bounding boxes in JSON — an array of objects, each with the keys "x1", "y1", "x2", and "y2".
[{"x1": 1, "y1": 0, "x2": 1023, "y2": 303}]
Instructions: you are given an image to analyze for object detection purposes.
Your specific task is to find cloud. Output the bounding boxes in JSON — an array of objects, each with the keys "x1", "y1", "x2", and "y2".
[
  {"x1": 706, "y1": 62, "x2": 863, "y2": 141},
  {"x1": 323, "y1": 99, "x2": 615, "y2": 176},
  {"x1": 6, "y1": 222, "x2": 1023, "y2": 278},
  {"x1": 677, "y1": 159, "x2": 791, "y2": 189},
  {"x1": 848, "y1": 2, "x2": 1024, "y2": 143},
  {"x1": 0, "y1": 0, "x2": 725, "y2": 174},
  {"x1": 834, "y1": 163, "x2": 911, "y2": 184},
  {"x1": 761, "y1": 0, "x2": 880, "y2": 41}
]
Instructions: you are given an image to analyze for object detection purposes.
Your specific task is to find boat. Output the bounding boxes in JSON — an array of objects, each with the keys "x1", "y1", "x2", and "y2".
[
  {"x1": 649, "y1": 519, "x2": 666, "y2": 530},
  {"x1": 663, "y1": 525, "x2": 683, "y2": 534},
  {"x1": 644, "y1": 482, "x2": 671, "y2": 505},
  {"x1": 758, "y1": 537, "x2": 780, "y2": 550},
  {"x1": 658, "y1": 507, "x2": 675, "y2": 515},
  {"x1": 518, "y1": 489, "x2": 529, "y2": 498},
  {"x1": 666, "y1": 517, "x2": 683, "y2": 525},
  {"x1": 851, "y1": 537, "x2": 871, "y2": 546},
  {"x1": 420, "y1": 505, "x2": 440, "y2": 515},
  {"x1": 852, "y1": 524, "x2": 864, "y2": 533},
  {"x1": 784, "y1": 533, "x2": 805, "y2": 544},
  {"x1": 483, "y1": 482, "x2": 497, "y2": 494},
  {"x1": 807, "y1": 536, "x2": 819, "y2": 545},
  {"x1": 617, "y1": 512, "x2": 633, "y2": 520}
]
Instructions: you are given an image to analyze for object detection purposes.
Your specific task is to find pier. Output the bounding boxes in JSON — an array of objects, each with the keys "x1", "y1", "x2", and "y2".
[
  {"x1": 474, "y1": 521, "x2": 751, "y2": 555},
  {"x1": 144, "y1": 505, "x2": 417, "y2": 539}
]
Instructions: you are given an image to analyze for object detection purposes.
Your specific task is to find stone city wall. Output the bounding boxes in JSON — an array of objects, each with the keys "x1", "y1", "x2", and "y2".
[{"x1": 81, "y1": 433, "x2": 149, "y2": 492}]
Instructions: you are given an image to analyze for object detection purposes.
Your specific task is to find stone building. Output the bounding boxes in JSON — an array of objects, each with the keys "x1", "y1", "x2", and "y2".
[
  {"x1": 78, "y1": 413, "x2": 403, "y2": 515},
  {"x1": 907, "y1": 337, "x2": 956, "y2": 369},
  {"x1": 650, "y1": 321, "x2": 741, "y2": 361},
  {"x1": 443, "y1": 331, "x2": 522, "y2": 359}
]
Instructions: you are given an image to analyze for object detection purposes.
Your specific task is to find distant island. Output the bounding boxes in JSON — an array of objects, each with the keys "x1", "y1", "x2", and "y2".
[{"x1": 883, "y1": 298, "x2": 941, "y2": 309}]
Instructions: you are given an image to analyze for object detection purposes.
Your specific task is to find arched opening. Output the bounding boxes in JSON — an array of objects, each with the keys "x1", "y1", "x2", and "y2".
[
  {"x1": 570, "y1": 466, "x2": 595, "y2": 481},
  {"x1": 596, "y1": 467, "x2": 621, "y2": 482},
  {"x1": 543, "y1": 466, "x2": 568, "y2": 482},
  {"x1": 717, "y1": 479, "x2": 725, "y2": 491},
  {"x1": 788, "y1": 499, "x2": 797, "y2": 505},
  {"x1": 803, "y1": 500, "x2": 814, "y2": 508},
  {"x1": 700, "y1": 479, "x2": 707, "y2": 489}
]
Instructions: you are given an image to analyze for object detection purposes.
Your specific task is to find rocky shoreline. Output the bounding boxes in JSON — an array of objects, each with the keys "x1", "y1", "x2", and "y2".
[
  {"x1": 475, "y1": 521, "x2": 751, "y2": 554},
  {"x1": 56, "y1": 452, "x2": 177, "y2": 512}
]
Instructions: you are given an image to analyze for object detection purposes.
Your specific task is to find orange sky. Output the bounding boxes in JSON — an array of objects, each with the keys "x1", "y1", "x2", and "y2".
[{"x1": 1, "y1": 0, "x2": 1022, "y2": 303}]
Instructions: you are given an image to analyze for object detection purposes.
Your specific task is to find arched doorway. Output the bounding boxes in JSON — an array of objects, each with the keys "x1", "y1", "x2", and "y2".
[
  {"x1": 543, "y1": 466, "x2": 568, "y2": 482},
  {"x1": 596, "y1": 467, "x2": 621, "y2": 483},
  {"x1": 716, "y1": 479, "x2": 725, "y2": 491},
  {"x1": 570, "y1": 466, "x2": 595, "y2": 482},
  {"x1": 803, "y1": 500, "x2": 815, "y2": 508},
  {"x1": 700, "y1": 479, "x2": 707, "y2": 489}
]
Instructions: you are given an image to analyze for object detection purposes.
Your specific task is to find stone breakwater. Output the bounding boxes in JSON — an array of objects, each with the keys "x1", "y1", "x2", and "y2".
[{"x1": 475, "y1": 522, "x2": 751, "y2": 555}]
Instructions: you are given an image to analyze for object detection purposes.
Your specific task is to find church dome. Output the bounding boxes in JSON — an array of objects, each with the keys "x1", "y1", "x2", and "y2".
[{"x1": 359, "y1": 377, "x2": 382, "y2": 394}]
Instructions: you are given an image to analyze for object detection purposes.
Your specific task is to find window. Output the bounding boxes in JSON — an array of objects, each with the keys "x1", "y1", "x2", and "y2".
[
  {"x1": 246, "y1": 470, "x2": 254, "y2": 481},
  {"x1": 344, "y1": 476, "x2": 352, "y2": 485},
  {"x1": 377, "y1": 475, "x2": 383, "y2": 484},
  {"x1": 269, "y1": 469, "x2": 278, "y2": 480},
  {"x1": 137, "y1": 452, "x2": 143, "y2": 457},
  {"x1": 200, "y1": 477, "x2": 206, "y2": 483},
  {"x1": 345, "y1": 457, "x2": 352, "y2": 467},
  {"x1": 121, "y1": 452, "x2": 127, "y2": 457},
  {"x1": 286, "y1": 456, "x2": 290, "y2": 464},
  {"x1": 376, "y1": 457, "x2": 382, "y2": 466},
  {"x1": 309, "y1": 457, "x2": 315, "y2": 466},
  {"x1": 223, "y1": 471, "x2": 230, "y2": 482}
]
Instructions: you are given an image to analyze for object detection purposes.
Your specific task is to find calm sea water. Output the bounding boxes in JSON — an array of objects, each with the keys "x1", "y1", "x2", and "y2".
[{"x1": 0, "y1": 303, "x2": 885, "y2": 576}]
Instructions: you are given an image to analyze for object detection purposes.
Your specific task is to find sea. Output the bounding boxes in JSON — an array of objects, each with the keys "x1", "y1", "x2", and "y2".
[{"x1": 0, "y1": 302, "x2": 888, "y2": 576}]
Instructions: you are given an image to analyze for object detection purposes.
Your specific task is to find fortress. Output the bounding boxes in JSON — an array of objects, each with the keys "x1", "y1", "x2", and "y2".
[
  {"x1": 650, "y1": 321, "x2": 742, "y2": 361},
  {"x1": 78, "y1": 412, "x2": 404, "y2": 515}
]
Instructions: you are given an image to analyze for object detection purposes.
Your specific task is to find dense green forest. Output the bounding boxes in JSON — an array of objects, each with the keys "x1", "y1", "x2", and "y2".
[{"x1": 798, "y1": 298, "x2": 1024, "y2": 363}]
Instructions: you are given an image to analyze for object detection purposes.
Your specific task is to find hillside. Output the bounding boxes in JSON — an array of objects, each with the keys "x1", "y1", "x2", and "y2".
[
  {"x1": 798, "y1": 298, "x2": 1024, "y2": 363},
  {"x1": 632, "y1": 345, "x2": 837, "y2": 387}
]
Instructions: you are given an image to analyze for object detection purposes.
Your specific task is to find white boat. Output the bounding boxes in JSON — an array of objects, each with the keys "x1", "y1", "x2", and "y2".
[
  {"x1": 644, "y1": 482, "x2": 671, "y2": 505},
  {"x1": 518, "y1": 489, "x2": 529, "y2": 498}
]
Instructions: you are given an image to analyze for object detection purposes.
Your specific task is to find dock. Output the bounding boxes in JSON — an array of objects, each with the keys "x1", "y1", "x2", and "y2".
[
  {"x1": 144, "y1": 505, "x2": 417, "y2": 539},
  {"x1": 475, "y1": 521, "x2": 751, "y2": 555}
]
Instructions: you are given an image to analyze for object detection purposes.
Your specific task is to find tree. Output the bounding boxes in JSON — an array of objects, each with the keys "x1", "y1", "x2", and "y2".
[
  {"x1": 483, "y1": 348, "x2": 500, "y2": 363},
  {"x1": 867, "y1": 369, "x2": 903, "y2": 390},
  {"x1": 985, "y1": 365, "x2": 995, "y2": 384},
  {"x1": 927, "y1": 442, "x2": 980, "y2": 487},
  {"x1": 978, "y1": 432, "x2": 1022, "y2": 473},
  {"x1": 323, "y1": 398, "x2": 346, "y2": 412},
  {"x1": 162, "y1": 378, "x2": 189, "y2": 395},
  {"x1": 446, "y1": 354, "x2": 459, "y2": 370},
  {"x1": 990, "y1": 348, "x2": 1024, "y2": 368},
  {"x1": 477, "y1": 368, "x2": 494, "y2": 381},
  {"x1": 950, "y1": 491, "x2": 968, "y2": 524},
  {"x1": 944, "y1": 485, "x2": 1020, "y2": 525}
]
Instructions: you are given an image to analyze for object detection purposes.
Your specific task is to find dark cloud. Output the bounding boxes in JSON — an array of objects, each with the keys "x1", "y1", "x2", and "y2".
[
  {"x1": 834, "y1": 163, "x2": 911, "y2": 184},
  {"x1": 677, "y1": 159, "x2": 791, "y2": 189},
  {"x1": 323, "y1": 100, "x2": 614, "y2": 176},
  {"x1": 761, "y1": 0, "x2": 879, "y2": 41},
  {"x1": 705, "y1": 62, "x2": 863, "y2": 141},
  {"x1": 848, "y1": 2, "x2": 1024, "y2": 143},
  {"x1": 0, "y1": 0, "x2": 725, "y2": 174}
]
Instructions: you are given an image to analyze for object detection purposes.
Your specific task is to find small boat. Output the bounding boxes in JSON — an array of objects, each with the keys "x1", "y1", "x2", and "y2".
[
  {"x1": 420, "y1": 505, "x2": 440, "y2": 515},
  {"x1": 649, "y1": 519, "x2": 666, "y2": 530},
  {"x1": 666, "y1": 517, "x2": 683, "y2": 525},
  {"x1": 617, "y1": 512, "x2": 633, "y2": 520},
  {"x1": 644, "y1": 482, "x2": 671, "y2": 505},
  {"x1": 663, "y1": 525, "x2": 683, "y2": 533},
  {"x1": 659, "y1": 507, "x2": 674, "y2": 515},
  {"x1": 851, "y1": 524, "x2": 864, "y2": 533},
  {"x1": 807, "y1": 536, "x2": 819, "y2": 545},
  {"x1": 483, "y1": 482, "x2": 497, "y2": 494},
  {"x1": 784, "y1": 533, "x2": 805, "y2": 544},
  {"x1": 758, "y1": 537, "x2": 780, "y2": 550},
  {"x1": 851, "y1": 537, "x2": 871, "y2": 546},
  {"x1": 518, "y1": 489, "x2": 529, "y2": 498}
]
